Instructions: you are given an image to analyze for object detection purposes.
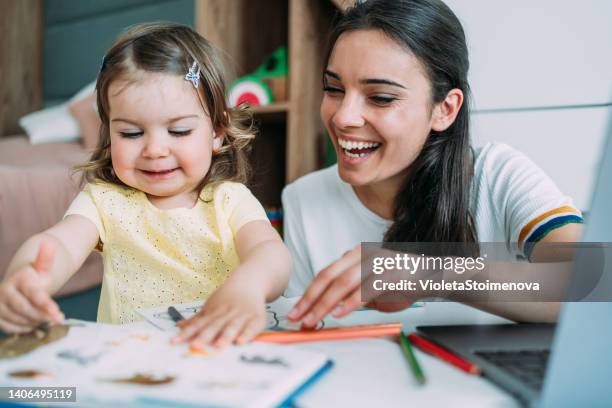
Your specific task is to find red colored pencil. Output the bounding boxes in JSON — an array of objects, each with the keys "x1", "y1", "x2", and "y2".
[{"x1": 408, "y1": 333, "x2": 481, "y2": 375}]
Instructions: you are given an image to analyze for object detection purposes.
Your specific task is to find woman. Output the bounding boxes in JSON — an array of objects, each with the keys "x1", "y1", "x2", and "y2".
[{"x1": 284, "y1": 0, "x2": 583, "y2": 327}]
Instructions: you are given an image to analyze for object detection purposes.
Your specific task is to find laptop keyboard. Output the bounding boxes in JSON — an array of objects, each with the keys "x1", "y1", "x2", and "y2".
[{"x1": 475, "y1": 349, "x2": 550, "y2": 390}]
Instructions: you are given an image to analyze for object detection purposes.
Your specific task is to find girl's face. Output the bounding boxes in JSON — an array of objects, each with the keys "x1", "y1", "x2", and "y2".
[
  {"x1": 321, "y1": 29, "x2": 435, "y2": 195},
  {"x1": 108, "y1": 72, "x2": 221, "y2": 207}
]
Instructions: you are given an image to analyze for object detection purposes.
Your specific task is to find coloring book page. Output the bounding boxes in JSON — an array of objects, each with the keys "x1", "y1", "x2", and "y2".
[
  {"x1": 137, "y1": 296, "x2": 425, "y2": 333},
  {"x1": 137, "y1": 296, "x2": 305, "y2": 332},
  {"x1": 0, "y1": 321, "x2": 329, "y2": 408}
]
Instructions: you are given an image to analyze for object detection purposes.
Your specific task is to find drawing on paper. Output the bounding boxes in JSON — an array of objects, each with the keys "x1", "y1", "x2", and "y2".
[
  {"x1": 9, "y1": 369, "x2": 52, "y2": 378},
  {"x1": 57, "y1": 349, "x2": 106, "y2": 366},
  {"x1": 104, "y1": 373, "x2": 176, "y2": 385},
  {"x1": 106, "y1": 333, "x2": 152, "y2": 347},
  {"x1": 137, "y1": 297, "x2": 327, "y2": 332},
  {"x1": 240, "y1": 354, "x2": 289, "y2": 368},
  {"x1": 187, "y1": 344, "x2": 213, "y2": 357},
  {"x1": 0, "y1": 324, "x2": 69, "y2": 359},
  {"x1": 0, "y1": 323, "x2": 331, "y2": 408},
  {"x1": 264, "y1": 304, "x2": 325, "y2": 331}
]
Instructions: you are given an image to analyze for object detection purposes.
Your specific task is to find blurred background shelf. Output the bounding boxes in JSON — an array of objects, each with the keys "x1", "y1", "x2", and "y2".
[
  {"x1": 196, "y1": 0, "x2": 349, "y2": 207},
  {"x1": 252, "y1": 102, "x2": 290, "y2": 115}
]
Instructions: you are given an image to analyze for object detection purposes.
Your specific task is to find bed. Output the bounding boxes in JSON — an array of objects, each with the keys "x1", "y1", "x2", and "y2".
[{"x1": 0, "y1": 135, "x2": 102, "y2": 298}]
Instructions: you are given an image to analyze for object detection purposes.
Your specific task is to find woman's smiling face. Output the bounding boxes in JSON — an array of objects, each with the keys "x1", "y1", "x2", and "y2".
[{"x1": 321, "y1": 29, "x2": 436, "y2": 194}]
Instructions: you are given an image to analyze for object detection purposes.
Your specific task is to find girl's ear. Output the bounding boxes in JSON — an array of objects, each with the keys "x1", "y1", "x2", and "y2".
[
  {"x1": 212, "y1": 129, "x2": 224, "y2": 153},
  {"x1": 431, "y1": 88, "x2": 463, "y2": 132},
  {"x1": 212, "y1": 112, "x2": 229, "y2": 153}
]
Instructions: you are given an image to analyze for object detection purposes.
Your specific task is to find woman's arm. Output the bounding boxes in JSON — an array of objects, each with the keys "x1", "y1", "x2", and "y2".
[
  {"x1": 464, "y1": 222, "x2": 582, "y2": 322},
  {"x1": 288, "y1": 223, "x2": 582, "y2": 326}
]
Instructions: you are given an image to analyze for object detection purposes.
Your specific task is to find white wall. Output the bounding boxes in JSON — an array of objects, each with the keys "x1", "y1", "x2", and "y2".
[
  {"x1": 471, "y1": 107, "x2": 609, "y2": 211},
  {"x1": 444, "y1": 0, "x2": 612, "y2": 210}
]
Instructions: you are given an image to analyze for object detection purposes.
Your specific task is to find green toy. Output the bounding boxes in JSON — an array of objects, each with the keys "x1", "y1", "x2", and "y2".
[
  {"x1": 253, "y1": 47, "x2": 288, "y2": 79},
  {"x1": 228, "y1": 47, "x2": 288, "y2": 107}
]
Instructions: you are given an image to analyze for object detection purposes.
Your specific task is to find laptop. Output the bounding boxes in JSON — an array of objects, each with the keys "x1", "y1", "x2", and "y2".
[{"x1": 417, "y1": 109, "x2": 612, "y2": 407}]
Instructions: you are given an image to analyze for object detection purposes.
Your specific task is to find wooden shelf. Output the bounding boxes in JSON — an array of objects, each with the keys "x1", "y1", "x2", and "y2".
[
  {"x1": 252, "y1": 102, "x2": 290, "y2": 115},
  {"x1": 195, "y1": 0, "x2": 337, "y2": 205},
  {"x1": 251, "y1": 102, "x2": 289, "y2": 124}
]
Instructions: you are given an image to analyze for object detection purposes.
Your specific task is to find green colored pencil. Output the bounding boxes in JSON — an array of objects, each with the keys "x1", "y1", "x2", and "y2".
[{"x1": 399, "y1": 331, "x2": 426, "y2": 385}]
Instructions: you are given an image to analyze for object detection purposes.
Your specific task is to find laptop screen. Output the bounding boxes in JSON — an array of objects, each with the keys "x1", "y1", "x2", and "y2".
[{"x1": 539, "y1": 106, "x2": 612, "y2": 407}]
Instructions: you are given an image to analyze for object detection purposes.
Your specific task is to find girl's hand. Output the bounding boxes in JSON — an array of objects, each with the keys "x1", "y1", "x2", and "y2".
[
  {"x1": 0, "y1": 241, "x2": 64, "y2": 333},
  {"x1": 287, "y1": 245, "x2": 415, "y2": 328},
  {"x1": 172, "y1": 284, "x2": 266, "y2": 349}
]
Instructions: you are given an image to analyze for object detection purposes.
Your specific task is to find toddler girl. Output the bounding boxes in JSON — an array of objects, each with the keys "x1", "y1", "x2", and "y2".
[{"x1": 0, "y1": 23, "x2": 291, "y2": 348}]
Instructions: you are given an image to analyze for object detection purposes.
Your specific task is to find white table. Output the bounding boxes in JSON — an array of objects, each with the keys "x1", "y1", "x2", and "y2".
[
  {"x1": 292, "y1": 302, "x2": 519, "y2": 408},
  {"x1": 132, "y1": 299, "x2": 520, "y2": 407}
]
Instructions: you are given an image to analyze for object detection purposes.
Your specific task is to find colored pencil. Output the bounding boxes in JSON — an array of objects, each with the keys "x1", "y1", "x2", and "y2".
[
  {"x1": 399, "y1": 332, "x2": 426, "y2": 384},
  {"x1": 408, "y1": 333, "x2": 481, "y2": 375},
  {"x1": 254, "y1": 323, "x2": 402, "y2": 344}
]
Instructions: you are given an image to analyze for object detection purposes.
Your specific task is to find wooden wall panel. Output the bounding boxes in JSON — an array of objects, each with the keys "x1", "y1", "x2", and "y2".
[
  {"x1": 287, "y1": 0, "x2": 334, "y2": 182},
  {"x1": 0, "y1": 0, "x2": 42, "y2": 137},
  {"x1": 195, "y1": 0, "x2": 288, "y2": 83}
]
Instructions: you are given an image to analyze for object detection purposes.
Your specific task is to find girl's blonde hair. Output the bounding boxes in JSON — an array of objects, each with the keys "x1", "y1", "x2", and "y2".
[{"x1": 78, "y1": 22, "x2": 255, "y2": 192}]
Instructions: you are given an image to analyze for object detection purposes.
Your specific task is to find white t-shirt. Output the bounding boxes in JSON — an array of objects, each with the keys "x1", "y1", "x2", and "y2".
[{"x1": 282, "y1": 142, "x2": 583, "y2": 296}]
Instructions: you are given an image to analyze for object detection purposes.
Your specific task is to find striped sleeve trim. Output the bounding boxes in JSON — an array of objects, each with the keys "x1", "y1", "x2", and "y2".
[
  {"x1": 519, "y1": 206, "x2": 584, "y2": 258},
  {"x1": 518, "y1": 206, "x2": 582, "y2": 245}
]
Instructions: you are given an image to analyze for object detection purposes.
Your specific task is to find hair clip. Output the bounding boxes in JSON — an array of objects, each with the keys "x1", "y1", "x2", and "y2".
[
  {"x1": 185, "y1": 61, "x2": 200, "y2": 89},
  {"x1": 99, "y1": 55, "x2": 108, "y2": 74}
]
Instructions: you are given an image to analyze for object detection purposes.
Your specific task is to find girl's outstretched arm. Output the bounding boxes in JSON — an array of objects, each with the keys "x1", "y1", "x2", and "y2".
[
  {"x1": 175, "y1": 220, "x2": 291, "y2": 348},
  {"x1": 231, "y1": 220, "x2": 292, "y2": 302},
  {"x1": 0, "y1": 215, "x2": 99, "y2": 332}
]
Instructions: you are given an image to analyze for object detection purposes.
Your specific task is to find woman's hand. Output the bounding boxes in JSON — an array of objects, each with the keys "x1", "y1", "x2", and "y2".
[
  {"x1": 287, "y1": 245, "x2": 416, "y2": 328},
  {"x1": 172, "y1": 282, "x2": 266, "y2": 349},
  {"x1": 0, "y1": 241, "x2": 64, "y2": 333},
  {"x1": 287, "y1": 245, "x2": 363, "y2": 328}
]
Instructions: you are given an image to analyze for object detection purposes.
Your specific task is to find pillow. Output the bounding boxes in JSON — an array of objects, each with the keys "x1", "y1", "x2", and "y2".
[
  {"x1": 18, "y1": 81, "x2": 97, "y2": 145},
  {"x1": 18, "y1": 104, "x2": 81, "y2": 144},
  {"x1": 68, "y1": 81, "x2": 96, "y2": 104},
  {"x1": 68, "y1": 92, "x2": 101, "y2": 149}
]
